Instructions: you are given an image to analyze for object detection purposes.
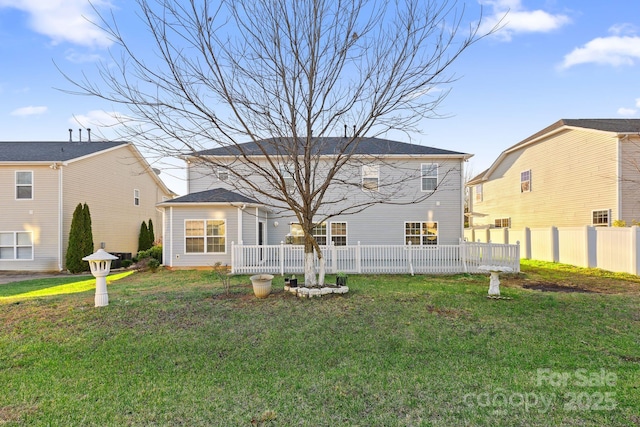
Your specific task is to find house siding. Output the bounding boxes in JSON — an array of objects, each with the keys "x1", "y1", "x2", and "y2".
[
  {"x1": 620, "y1": 135, "x2": 640, "y2": 223},
  {"x1": 471, "y1": 128, "x2": 619, "y2": 228},
  {"x1": 0, "y1": 165, "x2": 61, "y2": 271},
  {"x1": 164, "y1": 205, "x2": 239, "y2": 268},
  {"x1": 62, "y1": 145, "x2": 169, "y2": 260},
  {"x1": 188, "y1": 156, "x2": 465, "y2": 246}
]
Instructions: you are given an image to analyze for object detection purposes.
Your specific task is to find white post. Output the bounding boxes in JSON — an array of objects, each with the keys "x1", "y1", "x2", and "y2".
[{"x1": 82, "y1": 249, "x2": 118, "y2": 307}]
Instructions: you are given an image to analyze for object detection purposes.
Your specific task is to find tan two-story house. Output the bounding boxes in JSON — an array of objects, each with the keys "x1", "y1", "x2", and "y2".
[
  {"x1": 467, "y1": 119, "x2": 640, "y2": 230},
  {"x1": 0, "y1": 140, "x2": 175, "y2": 272}
]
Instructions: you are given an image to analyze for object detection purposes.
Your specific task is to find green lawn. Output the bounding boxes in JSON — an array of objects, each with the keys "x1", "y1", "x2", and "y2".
[{"x1": 1, "y1": 261, "x2": 638, "y2": 426}]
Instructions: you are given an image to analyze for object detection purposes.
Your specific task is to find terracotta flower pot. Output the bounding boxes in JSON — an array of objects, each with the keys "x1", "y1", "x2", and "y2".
[{"x1": 250, "y1": 274, "x2": 274, "y2": 298}]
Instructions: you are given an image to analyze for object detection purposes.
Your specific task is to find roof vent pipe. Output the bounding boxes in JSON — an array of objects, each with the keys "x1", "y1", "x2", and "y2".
[
  {"x1": 68, "y1": 129, "x2": 73, "y2": 142},
  {"x1": 87, "y1": 128, "x2": 91, "y2": 142},
  {"x1": 79, "y1": 128, "x2": 82, "y2": 142},
  {"x1": 344, "y1": 124, "x2": 347, "y2": 138}
]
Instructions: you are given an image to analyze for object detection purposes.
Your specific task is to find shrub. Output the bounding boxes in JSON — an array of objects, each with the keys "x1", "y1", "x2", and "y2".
[
  {"x1": 121, "y1": 259, "x2": 133, "y2": 268},
  {"x1": 66, "y1": 203, "x2": 94, "y2": 273},
  {"x1": 147, "y1": 258, "x2": 160, "y2": 273},
  {"x1": 137, "y1": 245, "x2": 162, "y2": 262}
]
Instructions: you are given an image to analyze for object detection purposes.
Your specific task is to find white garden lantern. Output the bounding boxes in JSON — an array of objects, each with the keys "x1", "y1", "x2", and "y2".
[{"x1": 82, "y1": 249, "x2": 118, "y2": 307}]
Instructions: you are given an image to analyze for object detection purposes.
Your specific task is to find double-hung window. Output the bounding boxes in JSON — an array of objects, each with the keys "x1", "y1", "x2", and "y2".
[
  {"x1": 421, "y1": 163, "x2": 438, "y2": 192},
  {"x1": 362, "y1": 165, "x2": 379, "y2": 191},
  {"x1": 185, "y1": 220, "x2": 226, "y2": 253},
  {"x1": 475, "y1": 184, "x2": 483, "y2": 202},
  {"x1": 494, "y1": 218, "x2": 510, "y2": 228},
  {"x1": 330, "y1": 222, "x2": 347, "y2": 246},
  {"x1": 134, "y1": 189, "x2": 140, "y2": 206},
  {"x1": 0, "y1": 231, "x2": 33, "y2": 260},
  {"x1": 289, "y1": 222, "x2": 328, "y2": 245},
  {"x1": 16, "y1": 171, "x2": 33, "y2": 200},
  {"x1": 280, "y1": 165, "x2": 294, "y2": 190},
  {"x1": 520, "y1": 170, "x2": 531, "y2": 193},
  {"x1": 405, "y1": 221, "x2": 438, "y2": 245},
  {"x1": 592, "y1": 210, "x2": 609, "y2": 227}
]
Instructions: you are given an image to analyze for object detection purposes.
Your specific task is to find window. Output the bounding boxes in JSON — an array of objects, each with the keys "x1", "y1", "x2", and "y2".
[
  {"x1": 330, "y1": 222, "x2": 347, "y2": 246},
  {"x1": 288, "y1": 222, "x2": 327, "y2": 245},
  {"x1": 475, "y1": 184, "x2": 483, "y2": 202},
  {"x1": 16, "y1": 171, "x2": 33, "y2": 200},
  {"x1": 279, "y1": 165, "x2": 295, "y2": 190},
  {"x1": 185, "y1": 220, "x2": 226, "y2": 253},
  {"x1": 494, "y1": 218, "x2": 510, "y2": 228},
  {"x1": 362, "y1": 165, "x2": 379, "y2": 191},
  {"x1": 520, "y1": 170, "x2": 531, "y2": 193},
  {"x1": 405, "y1": 221, "x2": 438, "y2": 245},
  {"x1": 134, "y1": 189, "x2": 140, "y2": 206},
  {"x1": 592, "y1": 210, "x2": 609, "y2": 227},
  {"x1": 421, "y1": 163, "x2": 438, "y2": 192},
  {"x1": 0, "y1": 231, "x2": 33, "y2": 260},
  {"x1": 217, "y1": 168, "x2": 229, "y2": 181}
]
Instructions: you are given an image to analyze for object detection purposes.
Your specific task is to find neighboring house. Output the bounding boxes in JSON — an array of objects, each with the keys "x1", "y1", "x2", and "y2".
[
  {"x1": 159, "y1": 137, "x2": 471, "y2": 268},
  {"x1": 0, "y1": 140, "x2": 175, "y2": 272},
  {"x1": 467, "y1": 119, "x2": 640, "y2": 230}
]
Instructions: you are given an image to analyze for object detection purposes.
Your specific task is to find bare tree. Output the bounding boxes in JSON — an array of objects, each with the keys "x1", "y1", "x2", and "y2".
[{"x1": 64, "y1": 0, "x2": 492, "y2": 285}]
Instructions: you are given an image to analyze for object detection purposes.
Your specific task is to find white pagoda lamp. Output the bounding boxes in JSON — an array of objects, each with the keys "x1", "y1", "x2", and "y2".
[{"x1": 82, "y1": 249, "x2": 118, "y2": 307}]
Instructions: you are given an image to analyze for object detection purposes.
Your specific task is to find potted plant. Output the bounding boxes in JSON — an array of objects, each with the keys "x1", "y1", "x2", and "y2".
[
  {"x1": 250, "y1": 274, "x2": 274, "y2": 298},
  {"x1": 289, "y1": 274, "x2": 298, "y2": 287},
  {"x1": 336, "y1": 271, "x2": 347, "y2": 287}
]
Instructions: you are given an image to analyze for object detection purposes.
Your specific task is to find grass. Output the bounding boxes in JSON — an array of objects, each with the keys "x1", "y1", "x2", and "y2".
[{"x1": 0, "y1": 261, "x2": 638, "y2": 426}]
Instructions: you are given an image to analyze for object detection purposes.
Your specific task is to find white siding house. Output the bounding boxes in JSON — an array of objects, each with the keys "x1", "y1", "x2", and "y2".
[
  {"x1": 159, "y1": 137, "x2": 471, "y2": 268},
  {"x1": 0, "y1": 140, "x2": 175, "y2": 272},
  {"x1": 467, "y1": 119, "x2": 640, "y2": 230}
]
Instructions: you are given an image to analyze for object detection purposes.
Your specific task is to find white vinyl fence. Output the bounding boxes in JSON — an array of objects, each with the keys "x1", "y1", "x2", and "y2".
[
  {"x1": 465, "y1": 225, "x2": 640, "y2": 275},
  {"x1": 231, "y1": 241, "x2": 520, "y2": 275}
]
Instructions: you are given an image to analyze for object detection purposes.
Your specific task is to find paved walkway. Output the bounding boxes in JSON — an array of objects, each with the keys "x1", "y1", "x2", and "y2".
[{"x1": 0, "y1": 272, "x2": 73, "y2": 285}]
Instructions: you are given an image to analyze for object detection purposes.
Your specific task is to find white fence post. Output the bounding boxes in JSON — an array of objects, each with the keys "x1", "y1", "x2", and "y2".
[
  {"x1": 356, "y1": 241, "x2": 362, "y2": 274},
  {"x1": 280, "y1": 241, "x2": 285, "y2": 276},
  {"x1": 231, "y1": 241, "x2": 236, "y2": 274},
  {"x1": 551, "y1": 226, "x2": 559, "y2": 263},
  {"x1": 585, "y1": 226, "x2": 597, "y2": 268},
  {"x1": 631, "y1": 226, "x2": 639, "y2": 275}
]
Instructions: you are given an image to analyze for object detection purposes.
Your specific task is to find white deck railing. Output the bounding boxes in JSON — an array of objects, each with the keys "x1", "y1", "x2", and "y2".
[{"x1": 231, "y1": 240, "x2": 520, "y2": 275}]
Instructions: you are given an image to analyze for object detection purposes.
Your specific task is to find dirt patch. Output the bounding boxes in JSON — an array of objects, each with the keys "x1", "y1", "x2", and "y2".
[{"x1": 521, "y1": 281, "x2": 595, "y2": 293}]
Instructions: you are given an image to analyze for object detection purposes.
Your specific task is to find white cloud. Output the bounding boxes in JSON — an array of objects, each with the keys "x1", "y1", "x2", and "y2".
[
  {"x1": 0, "y1": 0, "x2": 113, "y2": 48},
  {"x1": 65, "y1": 49, "x2": 103, "y2": 64},
  {"x1": 479, "y1": 0, "x2": 571, "y2": 41},
  {"x1": 636, "y1": 98, "x2": 640, "y2": 108},
  {"x1": 560, "y1": 34, "x2": 640, "y2": 69},
  {"x1": 69, "y1": 110, "x2": 129, "y2": 129},
  {"x1": 11, "y1": 106, "x2": 48, "y2": 116},
  {"x1": 617, "y1": 107, "x2": 637, "y2": 117}
]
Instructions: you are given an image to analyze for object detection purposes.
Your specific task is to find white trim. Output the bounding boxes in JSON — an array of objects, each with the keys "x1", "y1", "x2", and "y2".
[
  {"x1": 0, "y1": 231, "x2": 34, "y2": 260},
  {"x1": 420, "y1": 163, "x2": 438, "y2": 192},
  {"x1": 15, "y1": 170, "x2": 33, "y2": 200},
  {"x1": 183, "y1": 218, "x2": 228, "y2": 254}
]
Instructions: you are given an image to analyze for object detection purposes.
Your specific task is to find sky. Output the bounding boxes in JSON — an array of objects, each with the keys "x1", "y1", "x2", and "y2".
[{"x1": 1, "y1": 0, "x2": 640, "y2": 195}]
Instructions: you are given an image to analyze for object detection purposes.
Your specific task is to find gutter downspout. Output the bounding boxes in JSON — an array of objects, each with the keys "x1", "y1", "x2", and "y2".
[
  {"x1": 58, "y1": 165, "x2": 64, "y2": 271},
  {"x1": 618, "y1": 135, "x2": 626, "y2": 223}
]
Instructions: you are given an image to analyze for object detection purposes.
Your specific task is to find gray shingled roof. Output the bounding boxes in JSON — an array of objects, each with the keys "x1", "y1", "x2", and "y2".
[
  {"x1": 515, "y1": 119, "x2": 640, "y2": 148},
  {"x1": 0, "y1": 141, "x2": 128, "y2": 162},
  {"x1": 164, "y1": 188, "x2": 259, "y2": 204},
  {"x1": 195, "y1": 137, "x2": 467, "y2": 157}
]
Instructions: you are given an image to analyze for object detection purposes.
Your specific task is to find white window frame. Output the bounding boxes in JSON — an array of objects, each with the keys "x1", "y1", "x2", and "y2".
[
  {"x1": 592, "y1": 209, "x2": 610, "y2": 227},
  {"x1": 520, "y1": 170, "x2": 531, "y2": 193},
  {"x1": 494, "y1": 218, "x2": 510, "y2": 228},
  {"x1": 134, "y1": 189, "x2": 140, "y2": 206},
  {"x1": 330, "y1": 222, "x2": 347, "y2": 246},
  {"x1": 288, "y1": 222, "x2": 327, "y2": 245},
  {"x1": 421, "y1": 163, "x2": 438, "y2": 192},
  {"x1": 184, "y1": 219, "x2": 227, "y2": 254},
  {"x1": 279, "y1": 164, "x2": 295, "y2": 190},
  {"x1": 0, "y1": 231, "x2": 34, "y2": 260},
  {"x1": 475, "y1": 184, "x2": 483, "y2": 202},
  {"x1": 362, "y1": 165, "x2": 379, "y2": 191},
  {"x1": 217, "y1": 168, "x2": 229, "y2": 181},
  {"x1": 15, "y1": 171, "x2": 33, "y2": 200},
  {"x1": 404, "y1": 221, "x2": 438, "y2": 246}
]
